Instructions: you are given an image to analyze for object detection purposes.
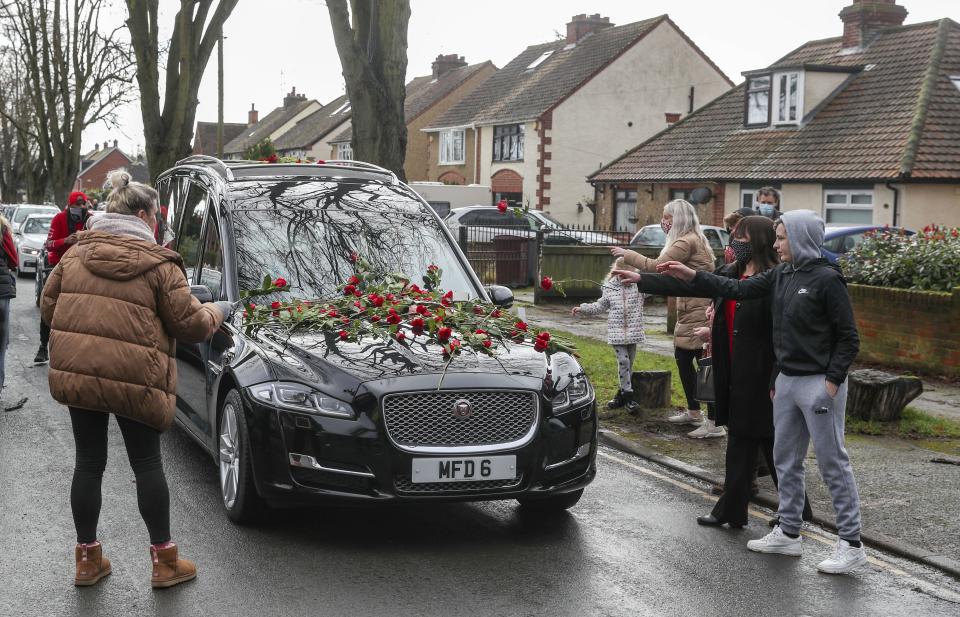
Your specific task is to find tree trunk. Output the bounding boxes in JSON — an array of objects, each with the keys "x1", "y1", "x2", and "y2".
[
  {"x1": 846, "y1": 369, "x2": 923, "y2": 422},
  {"x1": 630, "y1": 370, "x2": 672, "y2": 409},
  {"x1": 327, "y1": 0, "x2": 410, "y2": 181}
]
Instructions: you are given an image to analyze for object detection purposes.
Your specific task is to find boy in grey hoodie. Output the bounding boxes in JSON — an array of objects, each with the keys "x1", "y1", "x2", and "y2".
[{"x1": 615, "y1": 210, "x2": 865, "y2": 574}]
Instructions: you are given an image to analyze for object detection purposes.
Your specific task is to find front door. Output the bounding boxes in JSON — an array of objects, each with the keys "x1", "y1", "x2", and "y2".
[{"x1": 614, "y1": 189, "x2": 637, "y2": 232}]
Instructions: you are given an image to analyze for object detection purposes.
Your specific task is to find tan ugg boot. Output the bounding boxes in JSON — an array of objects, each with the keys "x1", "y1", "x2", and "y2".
[
  {"x1": 75, "y1": 542, "x2": 111, "y2": 586},
  {"x1": 150, "y1": 543, "x2": 197, "y2": 589}
]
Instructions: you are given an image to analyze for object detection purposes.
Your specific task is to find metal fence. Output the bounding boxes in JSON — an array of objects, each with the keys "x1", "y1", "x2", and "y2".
[{"x1": 457, "y1": 225, "x2": 635, "y2": 287}]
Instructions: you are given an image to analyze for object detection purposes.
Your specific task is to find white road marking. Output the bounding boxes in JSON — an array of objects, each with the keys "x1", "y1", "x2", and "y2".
[{"x1": 598, "y1": 450, "x2": 960, "y2": 604}]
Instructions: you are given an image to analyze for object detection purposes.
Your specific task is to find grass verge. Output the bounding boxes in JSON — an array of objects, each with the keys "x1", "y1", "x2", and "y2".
[{"x1": 846, "y1": 407, "x2": 960, "y2": 439}]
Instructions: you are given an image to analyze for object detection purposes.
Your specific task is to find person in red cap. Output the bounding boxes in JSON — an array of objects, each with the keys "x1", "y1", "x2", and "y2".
[{"x1": 34, "y1": 191, "x2": 91, "y2": 364}]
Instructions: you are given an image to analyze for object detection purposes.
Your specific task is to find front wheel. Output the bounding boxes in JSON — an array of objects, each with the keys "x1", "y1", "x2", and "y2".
[
  {"x1": 517, "y1": 488, "x2": 584, "y2": 513},
  {"x1": 218, "y1": 390, "x2": 265, "y2": 524}
]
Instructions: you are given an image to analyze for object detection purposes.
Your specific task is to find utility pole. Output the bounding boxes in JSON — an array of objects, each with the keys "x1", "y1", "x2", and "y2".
[{"x1": 216, "y1": 32, "x2": 224, "y2": 158}]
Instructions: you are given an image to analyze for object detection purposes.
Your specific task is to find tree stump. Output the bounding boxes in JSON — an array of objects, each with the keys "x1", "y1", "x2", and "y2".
[
  {"x1": 631, "y1": 370, "x2": 672, "y2": 409},
  {"x1": 846, "y1": 369, "x2": 923, "y2": 422}
]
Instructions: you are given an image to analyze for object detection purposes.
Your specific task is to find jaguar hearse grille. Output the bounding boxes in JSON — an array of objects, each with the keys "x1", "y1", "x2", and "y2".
[
  {"x1": 382, "y1": 390, "x2": 538, "y2": 451},
  {"x1": 394, "y1": 475, "x2": 524, "y2": 494}
]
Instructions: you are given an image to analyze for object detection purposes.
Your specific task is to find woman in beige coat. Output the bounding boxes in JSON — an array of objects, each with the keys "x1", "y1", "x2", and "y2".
[
  {"x1": 42, "y1": 170, "x2": 231, "y2": 589},
  {"x1": 611, "y1": 199, "x2": 717, "y2": 430}
]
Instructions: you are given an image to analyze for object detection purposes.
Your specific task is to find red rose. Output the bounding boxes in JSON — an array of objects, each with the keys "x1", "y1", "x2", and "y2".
[
  {"x1": 342, "y1": 317, "x2": 351, "y2": 324},
  {"x1": 473, "y1": 306, "x2": 484, "y2": 315},
  {"x1": 437, "y1": 327, "x2": 452, "y2": 342},
  {"x1": 415, "y1": 305, "x2": 429, "y2": 315},
  {"x1": 386, "y1": 293, "x2": 395, "y2": 301},
  {"x1": 534, "y1": 339, "x2": 548, "y2": 353},
  {"x1": 371, "y1": 315, "x2": 381, "y2": 323},
  {"x1": 349, "y1": 252, "x2": 359, "y2": 263},
  {"x1": 411, "y1": 317, "x2": 425, "y2": 333},
  {"x1": 396, "y1": 331, "x2": 406, "y2": 342},
  {"x1": 443, "y1": 290, "x2": 453, "y2": 299},
  {"x1": 273, "y1": 277, "x2": 287, "y2": 288},
  {"x1": 496, "y1": 199, "x2": 508, "y2": 213},
  {"x1": 492, "y1": 309, "x2": 502, "y2": 318},
  {"x1": 348, "y1": 275, "x2": 360, "y2": 285},
  {"x1": 387, "y1": 313, "x2": 402, "y2": 325},
  {"x1": 450, "y1": 339, "x2": 461, "y2": 350},
  {"x1": 427, "y1": 264, "x2": 439, "y2": 272},
  {"x1": 536, "y1": 331, "x2": 550, "y2": 342},
  {"x1": 343, "y1": 285, "x2": 356, "y2": 295},
  {"x1": 296, "y1": 306, "x2": 303, "y2": 313},
  {"x1": 338, "y1": 330, "x2": 349, "y2": 340},
  {"x1": 249, "y1": 303, "x2": 257, "y2": 311},
  {"x1": 354, "y1": 301, "x2": 362, "y2": 308},
  {"x1": 540, "y1": 276, "x2": 553, "y2": 291},
  {"x1": 514, "y1": 320, "x2": 528, "y2": 332},
  {"x1": 482, "y1": 339, "x2": 492, "y2": 348},
  {"x1": 475, "y1": 329, "x2": 487, "y2": 335},
  {"x1": 354, "y1": 290, "x2": 362, "y2": 297},
  {"x1": 327, "y1": 309, "x2": 338, "y2": 318},
  {"x1": 369, "y1": 294, "x2": 384, "y2": 307},
  {"x1": 271, "y1": 301, "x2": 281, "y2": 310}
]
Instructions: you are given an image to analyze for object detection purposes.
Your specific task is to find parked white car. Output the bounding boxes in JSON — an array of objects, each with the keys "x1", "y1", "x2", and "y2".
[
  {"x1": 445, "y1": 206, "x2": 619, "y2": 245},
  {"x1": 14, "y1": 213, "x2": 55, "y2": 275},
  {"x1": 8, "y1": 204, "x2": 59, "y2": 234}
]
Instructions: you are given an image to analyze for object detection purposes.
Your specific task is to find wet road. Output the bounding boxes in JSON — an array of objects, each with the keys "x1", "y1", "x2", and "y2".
[{"x1": 2, "y1": 290, "x2": 959, "y2": 617}]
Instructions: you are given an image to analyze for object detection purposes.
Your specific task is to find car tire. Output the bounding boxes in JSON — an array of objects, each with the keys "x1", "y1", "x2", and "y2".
[
  {"x1": 218, "y1": 389, "x2": 265, "y2": 524},
  {"x1": 517, "y1": 488, "x2": 584, "y2": 513}
]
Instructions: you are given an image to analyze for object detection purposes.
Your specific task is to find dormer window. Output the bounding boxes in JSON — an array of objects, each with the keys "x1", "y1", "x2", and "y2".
[{"x1": 744, "y1": 71, "x2": 804, "y2": 128}]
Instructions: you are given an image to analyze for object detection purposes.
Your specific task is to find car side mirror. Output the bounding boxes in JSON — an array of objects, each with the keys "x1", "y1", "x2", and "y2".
[
  {"x1": 190, "y1": 285, "x2": 213, "y2": 304},
  {"x1": 486, "y1": 285, "x2": 514, "y2": 308}
]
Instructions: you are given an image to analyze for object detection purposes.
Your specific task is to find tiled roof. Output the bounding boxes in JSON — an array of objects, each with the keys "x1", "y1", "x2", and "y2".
[
  {"x1": 328, "y1": 61, "x2": 495, "y2": 144},
  {"x1": 273, "y1": 94, "x2": 352, "y2": 151},
  {"x1": 223, "y1": 98, "x2": 316, "y2": 155},
  {"x1": 77, "y1": 147, "x2": 131, "y2": 178},
  {"x1": 591, "y1": 19, "x2": 960, "y2": 183},
  {"x1": 193, "y1": 121, "x2": 248, "y2": 155},
  {"x1": 426, "y1": 16, "x2": 667, "y2": 129}
]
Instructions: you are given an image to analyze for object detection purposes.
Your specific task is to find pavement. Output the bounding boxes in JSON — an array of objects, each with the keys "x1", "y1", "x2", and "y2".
[
  {"x1": 3, "y1": 286, "x2": 960, "y2": 615},
  {"x1": 519, "y1": 292, "x2": 960, "y2": 569}
]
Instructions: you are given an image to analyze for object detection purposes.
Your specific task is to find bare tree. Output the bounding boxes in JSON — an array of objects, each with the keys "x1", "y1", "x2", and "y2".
[
  {"x1": 0, "y1": 0, "x2": 134, "y2": 205},
  {"x1": 0, "y1": 45, "x2": 46, "y2": 202},
  {"x1": 125, "y1": 0, "x2": 237, "y2": 182},
  {"x1": 327, "y1": 0, "x2": 410, "y2": 181}
]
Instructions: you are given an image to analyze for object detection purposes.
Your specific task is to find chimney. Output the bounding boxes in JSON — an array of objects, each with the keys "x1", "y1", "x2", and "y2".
[
  {"x1": 665, "y1": 112, "x2": 682, "y2": 126},
  {"x1": 94, "y1": 143, "x2": 100, "y2": 152},
  {"x1": 113, "y1": 139, "x2": 118, "y2": 148},
  {"x1": 283, "y1": 86, "x2": 306, "y2": 109},
  {"x1": 566, "y1": 13, "x2": 613, "y2": 44},
  {"x1": 431, "y1": 54, "x2": 467, "y2": 79},
  {"x1": 248, "y1": 103, "x2": 259, "y2": 125},
  {"x1": 839, "y1": 0, "x2": 908, "y2": 50},
  {"x1": 103, "y1": 141, "x2": 109, "y2": 150}
]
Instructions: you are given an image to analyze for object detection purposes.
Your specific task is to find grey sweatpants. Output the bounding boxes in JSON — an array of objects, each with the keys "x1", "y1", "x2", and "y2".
[
  {"x1": 773, "y1": 374, "x2": 862, "y2": 541},
  {"x1": 612, "y1": 344, "x2": 636, "y2": 393}
]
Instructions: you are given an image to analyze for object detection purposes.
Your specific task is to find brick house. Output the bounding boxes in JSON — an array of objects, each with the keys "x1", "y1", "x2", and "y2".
[
  {"x1": 222, "y1": 88, "x2": 322, "y2": 159},
  {"x1": 274, "y1": 94, "x2": 353, "y2": 160},
  {"x1": 73, "y1": 140, "x2": 132, "y2": 193},
  {"x1": 328, "y1": 54, "x2": 496, "y2": 180},
  {"x1": 422, "y1": 14, "x2": 733, "y2": 226},
  {"x1": 590, "y1": 1, "x2": 960, "y2": 231}
]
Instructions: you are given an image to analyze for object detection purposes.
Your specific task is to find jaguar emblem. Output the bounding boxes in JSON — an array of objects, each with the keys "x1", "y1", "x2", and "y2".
[{"x1": 452, "y1": 399, "x2": 473, "y2": 419}]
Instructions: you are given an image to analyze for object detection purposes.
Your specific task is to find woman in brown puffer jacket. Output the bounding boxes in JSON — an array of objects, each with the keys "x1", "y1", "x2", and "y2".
[
  {"x1": 41, "y1": 170, "x2": 231, "y2": 589},
  {"x1": 611, "y1": 199, "x2": 716, "y2": 430}
]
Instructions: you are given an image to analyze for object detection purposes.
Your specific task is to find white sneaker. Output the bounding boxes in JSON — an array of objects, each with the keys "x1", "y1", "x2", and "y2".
[
  {"x1": 688, "y1": 420, "x2": 726, "y2": 439},
  {"x1": 667, "y1": 409, "x2": 704, "y2": 426},
  {"x1": 746, "y1": 526, "x2": 802, "y2": 556},
  {"x1": 817, "y1": 539, "x2": 867, "y2": 574}
]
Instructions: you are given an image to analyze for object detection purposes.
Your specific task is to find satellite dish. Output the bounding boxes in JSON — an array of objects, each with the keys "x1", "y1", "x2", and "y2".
[{"x1": 688, "y1": 187, "x2": 713, "y2": 205}]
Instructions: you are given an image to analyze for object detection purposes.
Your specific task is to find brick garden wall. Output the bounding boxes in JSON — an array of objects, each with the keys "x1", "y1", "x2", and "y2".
[{"x1": 849, "y1": 284, "x2": 960, "y2": 378}]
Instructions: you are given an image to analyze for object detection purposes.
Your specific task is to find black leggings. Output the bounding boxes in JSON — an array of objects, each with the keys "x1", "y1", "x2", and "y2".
[
  {"x1": 40, "y1": 319, "x2": 49, "y2": 348},
  {"x1": 674, "y1": 347, "x2": 703, "y2": 411},
  {"x1": 69, "y1": 408, "x2": 171, "y2": 544}
]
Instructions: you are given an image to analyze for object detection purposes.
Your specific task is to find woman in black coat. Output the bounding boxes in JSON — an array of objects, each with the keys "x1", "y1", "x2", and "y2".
[{"x1": 637, "y1": 217, "x2": 812, "y2": 527}]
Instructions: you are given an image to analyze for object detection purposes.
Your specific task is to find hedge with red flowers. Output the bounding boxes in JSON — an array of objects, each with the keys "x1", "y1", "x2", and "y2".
[
  {"x1": 842, "y1": 224, "x2": 960, "y2": 292},
  {"x1": 240, "y1": 258, "x2": 576, "y2": 360}
]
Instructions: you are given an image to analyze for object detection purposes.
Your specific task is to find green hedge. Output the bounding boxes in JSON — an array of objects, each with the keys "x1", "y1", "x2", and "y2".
[{"x1": 842, "y1": 225, "x2": 960, "y2": 292}]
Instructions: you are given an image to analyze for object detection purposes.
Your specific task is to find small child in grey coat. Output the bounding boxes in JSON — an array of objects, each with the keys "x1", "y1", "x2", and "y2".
[{"x1": 572, "y1": 259, "x2": 645, "y2": 414}]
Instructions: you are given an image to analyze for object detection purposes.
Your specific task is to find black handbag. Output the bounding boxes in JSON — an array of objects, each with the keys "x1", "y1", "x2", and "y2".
[{"x1": 695, "y1": 355, "x2": 715, "y2": 403}]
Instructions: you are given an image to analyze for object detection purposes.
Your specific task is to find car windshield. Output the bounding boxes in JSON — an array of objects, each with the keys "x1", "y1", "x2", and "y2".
[
  {"x1": 631, "y1": 226, "x2": 666, "y2": 246},
  {"x1": 23, "y1": 217, "x2": 52, "y2": 234},
  {"x1": 14, "y1": 207, "x2": 54, "y2": 224},
  {"x1": 533, "y1": 212, "x2": 565, "y2": 228},
  {"x1": 230, "y1": 180, "x2": 479, "y2": 300}
]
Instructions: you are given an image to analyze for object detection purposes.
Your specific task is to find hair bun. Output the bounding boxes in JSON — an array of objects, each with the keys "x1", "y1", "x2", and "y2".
[{"x1": 107, "y1": 169, "x2": 132, "y2": 190}]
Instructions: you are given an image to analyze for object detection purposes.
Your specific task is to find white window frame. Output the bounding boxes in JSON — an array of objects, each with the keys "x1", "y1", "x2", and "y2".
[
  {"x1": 823, "y1": 189, "x2": 874, "y2": 224},
  {"x1": 744, "y1": 74, "x2": 772, "y2": 127},
  {"x1": 439, "y1": 129, "x2": 465, "y2": 165},
  {"x1": 951, "y1": 75, "x2": 960, "y2": 93},
  {"x1": 772, "y1": 71, "x2": 804, "y2": 125},
  {"x1": 526, "y1": 50, "x2": 554, "y2": 70},
  {"x1": 336, "y1": 142, "x2": 353, "y2": 160}
]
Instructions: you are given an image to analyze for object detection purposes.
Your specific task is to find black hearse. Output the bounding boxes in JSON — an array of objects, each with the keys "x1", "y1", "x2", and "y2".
[{"x1": 158, "y1": 156, "x2": 597, "y2": 522}]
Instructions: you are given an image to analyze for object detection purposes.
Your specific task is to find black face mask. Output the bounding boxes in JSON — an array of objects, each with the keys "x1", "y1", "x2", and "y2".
[{"x1": 730, "y1": 239, "x2": 753, "y2": 264}]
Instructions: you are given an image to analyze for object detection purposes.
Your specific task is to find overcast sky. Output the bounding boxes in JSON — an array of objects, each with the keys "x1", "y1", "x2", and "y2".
[{"x1": 88, "y1": 0, "x2": 960, "y2": 156}]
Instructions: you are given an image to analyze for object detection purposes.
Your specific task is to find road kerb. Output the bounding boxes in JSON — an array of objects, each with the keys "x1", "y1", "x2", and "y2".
[{"x1": 598, "y1": 428, "x2": 960, "y2": 580}]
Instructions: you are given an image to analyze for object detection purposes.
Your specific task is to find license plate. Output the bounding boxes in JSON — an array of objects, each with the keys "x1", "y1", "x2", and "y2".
[{"x1": 411, "y1": 455, "x2": 516, "y2": 483}]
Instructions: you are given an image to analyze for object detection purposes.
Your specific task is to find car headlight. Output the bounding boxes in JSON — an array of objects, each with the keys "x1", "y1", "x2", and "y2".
[
  {"x1": 22, "y1": 247, "x2": 40, "y2": 256},
  {"x1": 248, "y1": 382, "x2": 355, "y2": 419},
  {"x1": 550, "y1": 373, "x2": 594, "y2": 414}
]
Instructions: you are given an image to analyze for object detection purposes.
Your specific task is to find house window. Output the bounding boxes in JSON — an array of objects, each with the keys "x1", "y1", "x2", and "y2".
[
  {"x1": 614, "y1": 190, "x2": 637, "y2": 231},
  {"x1": 493, "y1": 124, "x2": 524, "y2": 162},
  {"x1": 745, "y1": 75, "x2": 771, "y2": 126},
  {"x1": 823, "y1": 189, "x2": 873, "y2": 224},
  {"x1": 670, "y1": 188, "x2": 693, "y2": 202},
  {"x1": 741, "y1": 183, "x2": 782, "y2": 210},
  {"x1": 336, "y1": 143, "x2": 353, "y2": 159},
  {"x1": 774, "y1": 72, "x2": 803, "y2": 124},
  {"x1": 526, "y1": 50, "x2": 554, "y2": 71},
  {"x1": 330, "y1": 101, "x2": 351, "y2": 116},
  {"x1": 492, "y1": 191, "x2": 522, "y2": 209},
  {"x1": 439, "y1": 129, "x2": 465, "y2": 165},
  {"x1": 951, "y1": 75, "x2": 960, "y2": 93}
]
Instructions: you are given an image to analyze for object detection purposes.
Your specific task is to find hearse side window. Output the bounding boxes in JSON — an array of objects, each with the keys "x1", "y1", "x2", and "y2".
[
  {"x1": 198, "y1": 204, "x2": 224, "y2": 300},
  {"x1": 177, "y1": 182, "x2": 208, "y2": 281}
]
